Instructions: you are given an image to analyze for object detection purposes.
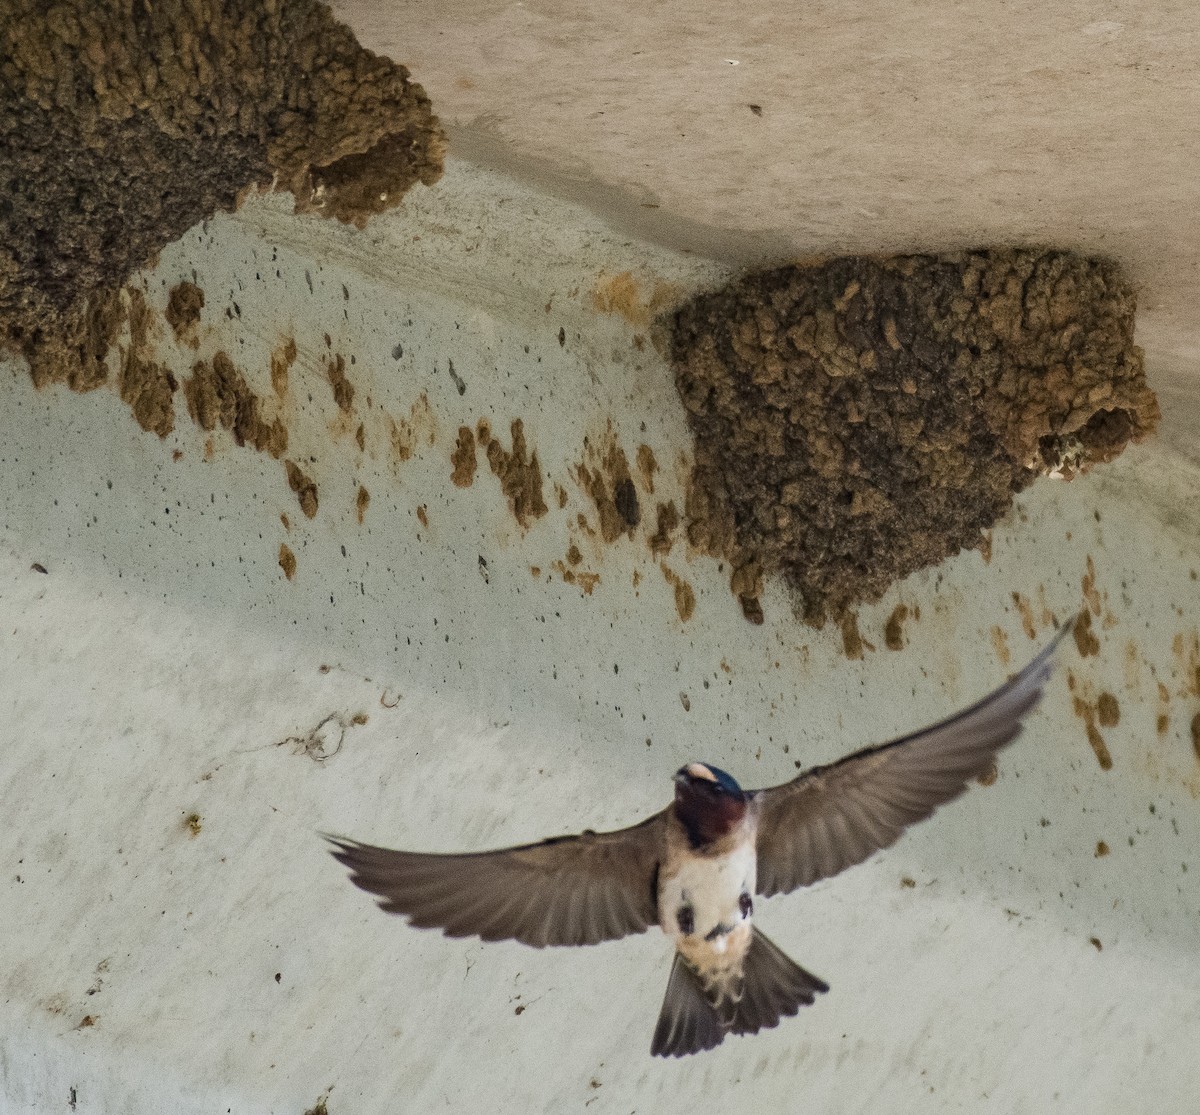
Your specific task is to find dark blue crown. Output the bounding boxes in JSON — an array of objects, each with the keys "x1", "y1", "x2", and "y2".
[{"x1": 703, "y1": 764, "x2": 743, "y2": 794}]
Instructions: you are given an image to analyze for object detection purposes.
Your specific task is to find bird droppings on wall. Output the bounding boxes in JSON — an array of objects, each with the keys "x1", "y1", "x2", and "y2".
[
  {"x1": 302, "y1": 1092, "x2": 332, "y2": 1115},
  {"x1": 1, "y1": 0, "x2": 444, "y2": 392},
  {"x1": 355, "y1": 485, "x2": 371, "y2": 525},
  {"x1": 671, "y1": 250, "x2": 1159, "y2": 626}
]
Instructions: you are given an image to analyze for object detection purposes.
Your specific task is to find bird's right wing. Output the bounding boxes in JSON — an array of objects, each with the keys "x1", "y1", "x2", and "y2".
[
  {"x1": 327, "y1": 809, "x2": 669, "y2": 948},
  {"x1": 752, "y1": 620, "x2": 1072, "y2": 898}
]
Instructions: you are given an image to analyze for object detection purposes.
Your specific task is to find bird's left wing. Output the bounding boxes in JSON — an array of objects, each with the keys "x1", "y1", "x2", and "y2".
[
  {"x1": 327, "y1": 809, "x2": 669, "y2": 948},
  {"x1": 751, "y1": 619, "x2": 1072, "y2": 899}
]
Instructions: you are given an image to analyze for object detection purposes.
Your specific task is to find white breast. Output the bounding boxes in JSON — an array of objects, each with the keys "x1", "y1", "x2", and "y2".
[{"x1": 658, "y1": 828, "x2": 757, "y2": 945}]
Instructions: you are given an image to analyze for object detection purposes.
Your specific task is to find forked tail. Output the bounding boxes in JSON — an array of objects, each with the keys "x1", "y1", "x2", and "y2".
[{"x1": 651, "y1": 927, "x2": 828, "y2": 1057}]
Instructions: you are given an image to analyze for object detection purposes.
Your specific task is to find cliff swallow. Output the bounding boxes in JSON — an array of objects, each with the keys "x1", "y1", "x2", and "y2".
[{"x1": 328, "y1": 620, "x2": 1070, "y2": 1057}]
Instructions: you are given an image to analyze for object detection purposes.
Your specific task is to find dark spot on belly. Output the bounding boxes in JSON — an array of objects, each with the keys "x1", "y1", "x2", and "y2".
[
  {"x1": 739, "y1": 892, "x2": 753, "y2": 918},
  {"x1": 676, "y1": 904, "x2": 695, "y2": 936}
]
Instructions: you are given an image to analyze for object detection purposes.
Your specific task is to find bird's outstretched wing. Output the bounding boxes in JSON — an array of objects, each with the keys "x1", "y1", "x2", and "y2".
[
  {"x1": 752, "y1": 619, "x2": 1073, "y2": 899},
  {"x1": 327, "y1": 809, "x2": 668, "y2": 948}
]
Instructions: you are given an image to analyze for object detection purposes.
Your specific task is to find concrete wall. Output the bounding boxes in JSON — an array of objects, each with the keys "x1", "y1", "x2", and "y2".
[{"x1": 2, "y1": 162, "x2": 1198, "y2": 1112}]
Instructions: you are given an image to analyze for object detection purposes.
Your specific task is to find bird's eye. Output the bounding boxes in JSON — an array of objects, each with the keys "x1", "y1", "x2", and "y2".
[
  {"x1": 739, "y1": 893, "x2": 753, "y2": 918},
  {"x1": 676, "y1": 904, "x2": 695, "y2": 936}
]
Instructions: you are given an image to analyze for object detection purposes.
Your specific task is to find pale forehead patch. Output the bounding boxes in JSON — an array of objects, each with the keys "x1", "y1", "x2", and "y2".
[{"x1": 686, "y1": 762, "x2": 716, "y2": 782}]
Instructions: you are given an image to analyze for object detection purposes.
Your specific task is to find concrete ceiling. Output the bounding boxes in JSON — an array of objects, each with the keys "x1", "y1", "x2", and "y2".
[{"x1": 335, "y1": 0, "x2": 1200, "y2": 453}]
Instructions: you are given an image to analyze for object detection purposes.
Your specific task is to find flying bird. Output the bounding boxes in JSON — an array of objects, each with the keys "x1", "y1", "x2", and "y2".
[{"x1": 328, "y1": 620, "x2": 1070, "y2": 1057}]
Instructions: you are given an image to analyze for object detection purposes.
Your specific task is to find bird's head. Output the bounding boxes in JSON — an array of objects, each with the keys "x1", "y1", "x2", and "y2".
[
  {"x1": 673, "y1": 762, "x2": 747, "y2": 847},
  {"x1": 675, "y1": 762, "x2": 743, "y2": 797}
]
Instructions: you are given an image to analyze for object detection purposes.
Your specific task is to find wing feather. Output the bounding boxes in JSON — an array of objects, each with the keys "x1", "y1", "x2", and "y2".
[
  {"x1": 328, "y1": 808, "x2": 667, "y2": 948},
  {"x1": 753, "y1": 621, "x2": 1071, "y2": 898}
]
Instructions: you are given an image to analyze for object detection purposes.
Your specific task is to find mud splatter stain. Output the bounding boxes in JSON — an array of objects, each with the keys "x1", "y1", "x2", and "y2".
[
  {"x1": 991, "y1": 625, "x2": 1011, "y2": 666},
  {"x1": 478, "y1": 419, "x2": 548, "y2": 529},
  {"x1": 165, "y1": 281, "x2": 204, "y2": 346},
  {"x1": 636, "y1": 444, "x2": 658, "y2": 493},
  {"x1": 575, "y1": 425, "x2": 641, "y2": 543},
  {"x1": 285, "y1": 460, "x2": 318, "y2": 518},
  {"x1": 119, "y1": 288, "x2": 178, "y2": 437},
  {"x1": 552, "y1": 560, "x2": 600, "y2": 594},
  {"x1": 278, "y1": 543, "x2": 296, "y2": 579},
  {"x1": 1012, "y1": 592, "x2": 1037, "y2": 639},
  {"x1": 1081, "y1": 555, "x2": 1102, "y2": 615},
  {"x1": 841, "y1": 613, "x2": 864, "y2": 660},
  {"x1": 1068, "y1": 673, "x2": 1113, "y2": 770},
  {"x1": 325, "y1": 353, "x2": 354, "y2": 412},
  {"x1": 1073, "y1": 611, "x2": 1101, "y2": 657},
  {"x1": 185, "y1": 351, "x2": 287, "y2": 457},
  {"x1": 450, "y1": 426, "x2": 477, "y2": 487},
  {"x1": 648, "y1": 501, "x2": 679, "y2": 557},
  {"x1": 885, "y1": 604, "x2": 910, "y2": 651},
  {"x1": 590, "y1": 271, "x2": 678, "y2": 328},
  {"x1": 660, "y1": 564, "x2": 696, "y2": 622},
  {"x1": 270, "y1": 337, "x2": 297, "y2": 396}
]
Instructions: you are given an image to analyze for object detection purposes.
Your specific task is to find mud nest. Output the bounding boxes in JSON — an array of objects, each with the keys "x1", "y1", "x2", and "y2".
[
  {"x1": 0, "y1": 0, "x2": 445, "y2": 391},
  {"x1": 672, "y1": 250, "x2": 1159, "y2": 625}
]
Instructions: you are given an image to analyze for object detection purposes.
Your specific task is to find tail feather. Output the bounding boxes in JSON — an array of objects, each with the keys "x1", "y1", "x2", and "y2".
[
  {"x1": 650, "y1": 928, "x2": 828, "y2": 1057},
  {"x1": 731, "y1": 927, "x2": 828, "y2": 1036},
  {"x1": 650, "y1": 954, "x2": 726, "y2": 1058}
]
